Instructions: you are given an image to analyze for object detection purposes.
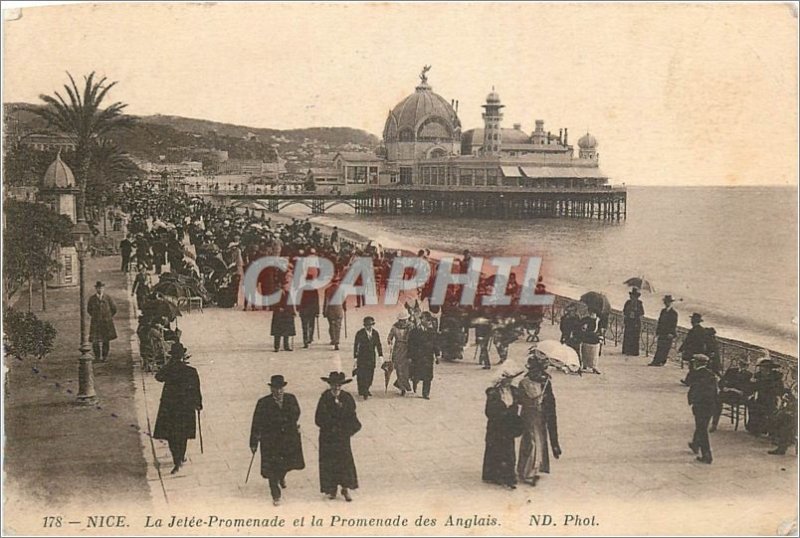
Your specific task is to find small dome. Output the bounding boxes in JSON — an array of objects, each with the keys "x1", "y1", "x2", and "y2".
[
  {"x1": 42, "y1": 151, "x2": 76, "y2": 189},
  {"x1": 486, "y1": 88, "x2": 501, "y2": 104},
  {"x1": 578, "y1": 132, "x2": 598, "y2": 149}
]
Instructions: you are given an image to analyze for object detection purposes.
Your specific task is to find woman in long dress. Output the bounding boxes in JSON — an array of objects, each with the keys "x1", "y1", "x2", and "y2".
[
  {"x1": 517, "y1": 353, "x2": 561, "y2": 486},
  {"x1": 622, "y1": 288, "x2": 644, "y2": 356},
  {"x1": 579, "y1": 310, "x2": 602, "y2": 374},
  {"x1": 387, "y1": 311, "x2": 412, "y2": 395},
  {"x1": 315, "y1": 371, "x2": 361, "y2": 501},
  {"x1": 482, "y1": 367, "x2": 522, "y2": 489}
]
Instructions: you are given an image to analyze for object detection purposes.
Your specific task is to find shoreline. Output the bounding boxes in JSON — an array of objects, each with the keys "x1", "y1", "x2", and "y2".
[{"x1": 237, "y1": 204, "x2": 798, "y2": 359}]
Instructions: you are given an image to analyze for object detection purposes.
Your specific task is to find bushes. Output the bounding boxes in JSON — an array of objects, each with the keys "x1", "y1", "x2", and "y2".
[{"x1": 3, "y1": 308, "x2": 57, "y2": 360}]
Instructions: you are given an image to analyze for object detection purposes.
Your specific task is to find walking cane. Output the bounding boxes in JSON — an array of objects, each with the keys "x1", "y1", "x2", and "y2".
[
  {"x1": 245, "y1": 450, "x2": 256, "y2": 484},
  {"x1": 344, "y1": 310, "x2": 348, "y2": 339},
  {"x1": 197, "y1": 410, "x2": 204, "y2": 454},
  {"x1": 316, "y1": 315, "x2": 320, "y2": 340}
]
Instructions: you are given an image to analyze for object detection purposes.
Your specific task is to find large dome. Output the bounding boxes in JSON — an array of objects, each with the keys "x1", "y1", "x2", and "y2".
[
  {"x1": 42, "y1": 151, "x2": 76, "y2": 189},
  {"x1": 383, "y1": 79, "x2": 460, "y2": 143},
  {"x1": 578, "y1": 132, "x2": 598, "y2": 149}
]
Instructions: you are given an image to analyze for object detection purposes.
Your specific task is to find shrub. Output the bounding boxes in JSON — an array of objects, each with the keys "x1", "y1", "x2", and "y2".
[{"x1": 3, "y1": 308, "x2": 57, "y2": 360}]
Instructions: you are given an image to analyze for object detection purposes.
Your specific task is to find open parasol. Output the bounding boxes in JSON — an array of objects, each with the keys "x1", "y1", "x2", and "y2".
[
  {"x1": 579, "y1": 291, "x2": 611, "y2": 314},
  {"x1": 142, "y1": 296, "x2": 182, "y2": 321},
  {"x1": 535, "y1": 339, "x2": 582, "y2": 374},
  {"x1": 623, "y1": 276, "x2": 655, "y2": 293}
]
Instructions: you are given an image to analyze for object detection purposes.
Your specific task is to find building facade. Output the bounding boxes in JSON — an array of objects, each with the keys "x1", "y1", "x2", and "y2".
[{"x1": 319, "y1": 69, "x2": 610, "y2": 193}]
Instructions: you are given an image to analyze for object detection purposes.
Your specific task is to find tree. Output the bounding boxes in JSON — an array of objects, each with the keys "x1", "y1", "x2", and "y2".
[
  {"x1": 85, "y1": 139, "x2": 144, "y2": 226},
  {"x1": 3, "y1": 200, "x2": 74, "y2": 310},
  {"x1": 32, "y1": 72, "x2": 134, "y2": 222}
]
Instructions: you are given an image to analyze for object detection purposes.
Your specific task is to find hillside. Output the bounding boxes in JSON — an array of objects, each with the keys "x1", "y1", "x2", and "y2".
[{"x1": 4, "y1": 103, "x2": 381, "y2": 172}]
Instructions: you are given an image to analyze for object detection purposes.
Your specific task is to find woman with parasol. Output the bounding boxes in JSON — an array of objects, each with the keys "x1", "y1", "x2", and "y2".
[{"x1": 482, "y1": 361, "x2": 524, "y2": 489}]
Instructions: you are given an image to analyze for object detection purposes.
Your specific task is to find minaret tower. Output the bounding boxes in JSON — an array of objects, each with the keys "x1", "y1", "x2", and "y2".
[
  {"x1": 38, "y1": 151, "x2": 80, "y2": 287},
  {"x1": 481, "y1": 87, "x2": 504, "y2": 155}
]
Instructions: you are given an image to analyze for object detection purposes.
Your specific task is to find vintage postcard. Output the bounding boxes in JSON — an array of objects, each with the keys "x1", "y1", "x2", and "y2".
[{"x1": 2, "y1": 2, "x2": 798, "y2": 536}]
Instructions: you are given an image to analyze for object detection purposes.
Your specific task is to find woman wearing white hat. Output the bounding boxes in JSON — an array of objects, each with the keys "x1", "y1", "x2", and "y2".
[{"x1": 387, "y1": 310, "x2": 412, "y2": 396}]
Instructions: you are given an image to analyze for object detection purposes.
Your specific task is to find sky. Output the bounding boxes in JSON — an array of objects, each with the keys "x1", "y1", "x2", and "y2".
[{"x1": 2, "y1": 2, "x2": 798, "y2": 186}]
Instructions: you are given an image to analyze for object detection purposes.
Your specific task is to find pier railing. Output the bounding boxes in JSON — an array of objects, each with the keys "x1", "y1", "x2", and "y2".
[{"x1": 545, "y1": 295, "x2": 798, "y2": 386}]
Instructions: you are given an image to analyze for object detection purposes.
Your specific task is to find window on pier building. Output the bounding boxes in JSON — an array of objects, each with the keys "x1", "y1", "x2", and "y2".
[
  {"x1": 369, "y1": 166, "x2": 378, "y2": 184},
  {"x1": 460, "y1": 168, "x2": 473, "y2": 186},
  {"x1": 400, "y1": 167, "x2": 413, "y2": 185},
  {"x1": 421, "y1": 167, "x2": 430, "y2": 185},
  {"x1": 474, "y1": 168, "x2": 486, "y2": 186},
  {"x1": 431, "y1": 167, "x2": 439, "y2": 185},
  {"x1": 438, "y1": 166, "x2": 447, "y2": 186},
  {"x1": 487, "y1": 169, "x2": 498, "y2": 186}
]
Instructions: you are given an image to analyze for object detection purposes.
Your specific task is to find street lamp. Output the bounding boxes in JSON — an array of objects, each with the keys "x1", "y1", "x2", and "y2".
[{"x1": 71, "y1": 219, "x2": 97, "y2": 405}]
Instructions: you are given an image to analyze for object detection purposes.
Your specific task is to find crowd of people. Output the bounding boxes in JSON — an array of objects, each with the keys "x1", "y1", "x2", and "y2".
[{"x1": 109, "y1": 180, "x2": 794, "y2": 504}]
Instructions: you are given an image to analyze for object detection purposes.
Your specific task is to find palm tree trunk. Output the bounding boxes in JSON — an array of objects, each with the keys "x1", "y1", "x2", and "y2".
[{"x1": 41, "y1": 278, "x2": 47, "y2": 311}]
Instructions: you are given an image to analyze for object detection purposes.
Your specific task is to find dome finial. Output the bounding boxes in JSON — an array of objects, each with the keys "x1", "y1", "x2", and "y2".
[{"x1": 420, "y1": 65, "x2": 431, "y2": 84}]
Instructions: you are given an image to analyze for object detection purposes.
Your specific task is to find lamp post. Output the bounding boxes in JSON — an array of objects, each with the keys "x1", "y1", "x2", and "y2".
[{"x1": 72, "y1": 219, "x2": 97, "y2": 405}]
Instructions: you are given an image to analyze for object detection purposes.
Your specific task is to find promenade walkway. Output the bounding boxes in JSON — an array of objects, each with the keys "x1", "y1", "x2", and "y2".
[
  {"x1": 4, "y1": 256, "x2": 149, "y2": 529},
  {"x1": 133, "y1": 301, "x2": 797, "y2": 535}
]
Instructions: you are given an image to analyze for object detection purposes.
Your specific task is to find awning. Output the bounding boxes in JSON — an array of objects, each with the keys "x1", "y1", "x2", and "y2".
[
  {"x1": 500, "y1": 165, "x2": 523, "y2": 177},
  {"x1": 519, "y1": 166, "x2": 608, "y2": 179}
]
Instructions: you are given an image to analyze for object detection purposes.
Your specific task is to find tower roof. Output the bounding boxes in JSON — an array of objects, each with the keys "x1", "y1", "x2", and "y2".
[
  {"x1": 383, "y1": 70, "x2": 460, "y2": 142},
  {"x1": 578, "y1": 132, "x2": 598, "y2": 149},
  {"x1": 42, "y1": 150, "x2": 76, "y2": 189}
]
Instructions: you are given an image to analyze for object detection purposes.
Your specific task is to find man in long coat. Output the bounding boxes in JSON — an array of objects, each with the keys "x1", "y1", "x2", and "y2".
[
  {"x1": 649, "y1": 295, "x2": 678, "y2": 366},
  {"x1": 249, "y1": 375, "x2": 305, "y2": 506},
  {"x1": 353, "y1": 316, "x2": 383, "y2": 400},
  {"x1": 271, "y1": 287, "x2": 296, "y2": 352},
  {"x1": 680, "y1": 313, "x2": 708, "y2": 375},
  {"x1": 315, "y1": 371, "x2": 360, "y2": 501},
  {"x1": 153, "y1": 343, "x2": 203, "y2": 474},
  {"x1": 408, "y1": 316, "x2": 441, "y2": 399},
  {"x1": 87, "y1": 281, "x2": 117, "y2": 361}
]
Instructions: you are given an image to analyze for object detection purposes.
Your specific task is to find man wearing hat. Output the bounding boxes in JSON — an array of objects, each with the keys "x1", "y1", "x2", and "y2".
[
  {"x1": 298, "y1": 283, "x2": 320, "y2": 349},
  {"x1": 648, "y1": 295, "x2": 678, "y2": 366},
  {"x1": 687, "y1": 354, "x2": 718, "y2": 464},
  {"x1": 250, "y1": 375, "x2": 305, "y2": 506},
  {"x1": 87, "y1": 281, "x2": 118, "y2": 362},
  {"x1": 408, "y1": 313, "x2": 441, "y2": 399},
  {"x1": 353, "y1": 317, "x2": 384, "y2": 400},
  {"x1": 153, "y1": 343, "x2": 203, "y2": 474},
  {"x1": 746, "y1": 354, "x2": 785, "y2": 436},
  {"x1": 679, "y1": 314, "x2": 708, "y2": 379},
  {"x1": 315, "y1": 372, "x2": 360, "y2": 501},
  {"x1": 622, "y1": 288, "x2": 645, "y2": 356},
  {"x1": 323, "y1": 276, "x2": 346, "y2": 351}
]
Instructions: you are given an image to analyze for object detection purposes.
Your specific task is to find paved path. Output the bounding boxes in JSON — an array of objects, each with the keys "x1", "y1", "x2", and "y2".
[{"x1": 133, "y1": 302, "x2": 797, "y2": 535}]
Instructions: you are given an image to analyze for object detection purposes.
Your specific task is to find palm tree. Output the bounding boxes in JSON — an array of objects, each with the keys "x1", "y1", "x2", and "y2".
[{"x1": 33, "y1": 71, "x2": 134, "y2": 221}]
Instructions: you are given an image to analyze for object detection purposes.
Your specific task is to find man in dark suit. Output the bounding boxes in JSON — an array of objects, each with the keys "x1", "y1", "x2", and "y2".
[
  {"x1": 120, "y1": 235, "x2": 133, "y2": 272},
  {"x1": 648, "y1": 295, "x2": 678, "y2": 366},
  {"x1": 250, "y1": 375, "x2": 305, "y2": 506},
  {"x1": 687, "y1": 354, "x2": 718, "y2": 464},
  {"x1": 299, "y1": 287, "x2": 320, "y2": 349},
  {"x1": 680, "y1": 313, "x2": 709, "y2": 384},
  {"x1": 353, "y1": 316, "x2": 383, "y2": 400},
  {"x1": 153, "y1": 343, "x2": 203, "y2": 474},
  {"x1": 87, "y1": 281, "x2": 117, "y2": 361}
]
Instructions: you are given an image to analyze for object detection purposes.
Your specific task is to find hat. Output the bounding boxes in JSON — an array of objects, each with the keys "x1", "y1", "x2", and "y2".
[
  {"x1": 363, "y1": 316, "x2": 375, "y2": 325},
  {"x1": 397, "y1": 311, "x2": 410, "y2": 321},
  {"x1": 691, "y1": 353, "x2": 709, "y2": 366},
  {"x1": 321, "y1": 371, "x2": 352, "y2": 385},
  {"x1": 690, "y1": 313, "x2": 703, "y2": 323},
  {"x1": 756, "y1": 357, "x2": 778, "y2": 368},
  {"x1": 629, "y1": 287, "x2": 641, "y2": 296},
  {"x1": 95, "y1": 281, "x2": 106, "y2": 289},
  {"x1": 268, "y1": 374, "x2": 288, "y2": 388},
  {"x1": 663, "y1": 294, "x2": 676, "y2": 304},
  {"x1": 169, "y1": 342, "x2": 190, "y2": 361}
]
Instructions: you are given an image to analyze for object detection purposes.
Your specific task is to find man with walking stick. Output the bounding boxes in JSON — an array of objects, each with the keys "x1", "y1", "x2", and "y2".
[
  {"x1": 249, "y1": 375, "x2": 305, "y2": 506},
  {"x1": 153, "y1": 343, "x2": 203, "y2": 475}
]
